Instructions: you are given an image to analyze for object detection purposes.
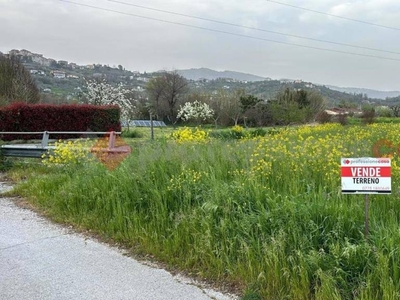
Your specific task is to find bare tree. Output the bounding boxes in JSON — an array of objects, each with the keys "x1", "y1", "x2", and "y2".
[
  {"x1": 146, "y1": 75, "x2": 167, "y2": 120},
  {"x1": 0, "y1": 55, "x2": 40, "y2": 105},
  {"x1": 391, "y1": 105, "x2": 400, "y2": 117},
  {"x1": 146, "y1": 71, "x2": 188, "y2": 124},
  {"x1": 206, "y1": 90, "x2": 230, "y2": 127},
  {"x1": 221, "y1": 89, "x2": 245, "y2": 126}
]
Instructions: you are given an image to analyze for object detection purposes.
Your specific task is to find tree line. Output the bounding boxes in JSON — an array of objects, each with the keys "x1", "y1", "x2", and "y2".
[
  {"x1": 142, "y1": 71, "x2": 327, "y2": 127},
  {"x1": 3, "y1": 55, "x2": 400, "y2": 127}
]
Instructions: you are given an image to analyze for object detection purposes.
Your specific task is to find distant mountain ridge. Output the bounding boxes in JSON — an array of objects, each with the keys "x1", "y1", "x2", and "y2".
[
  {"x1": 177, "y1": 68, "x2": 400, "y2": 100},
  {"x1": 176, "y1": 68, "x2": 266, "y2": 82},
  {"x1": 326, "y1": 85, "x2": 400, "y2": 100}
]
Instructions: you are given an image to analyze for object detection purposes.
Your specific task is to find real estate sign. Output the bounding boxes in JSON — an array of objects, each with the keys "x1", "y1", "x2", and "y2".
[{"x1": 341, "y1": 158, "x2": 391, "y2": 194}]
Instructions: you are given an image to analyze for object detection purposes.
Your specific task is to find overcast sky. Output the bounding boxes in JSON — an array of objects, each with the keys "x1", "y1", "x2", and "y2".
[{"x1": 1, "y1": 0, "x2": 400, "y2": 90}]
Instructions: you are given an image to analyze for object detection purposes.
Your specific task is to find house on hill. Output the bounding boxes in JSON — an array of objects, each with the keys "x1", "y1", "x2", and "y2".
[{"x1": 52, "y1": 71, "x2": 66, "y2": 79}]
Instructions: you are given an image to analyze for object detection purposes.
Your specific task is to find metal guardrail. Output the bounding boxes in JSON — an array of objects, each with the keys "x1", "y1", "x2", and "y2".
[{"x1": 0, "y1": 131, "x2": 122, "y2": 158}]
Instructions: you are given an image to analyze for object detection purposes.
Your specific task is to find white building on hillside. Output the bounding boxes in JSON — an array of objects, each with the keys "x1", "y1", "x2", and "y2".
[{"x1": 52, "y1": 71, "x2": 66, "y2": 79}]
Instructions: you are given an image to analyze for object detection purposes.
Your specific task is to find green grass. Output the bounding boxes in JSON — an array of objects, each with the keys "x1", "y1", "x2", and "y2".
[
  {"x1": 121, "y1": 129, "x2": 144, "y2": 139},
  {"x1": 122, "y1": 125, "x2": 273, "y2": 142},
  {"x1": 8, "y1": 123, "x2": 400, "y2": 299},
  {"x1": 122, "y1": 126, "x2": 174, "y2": 141},
  {"x1": 348, "y1": 117, "x2": 400, "y2": 125},
  {"x1": 375, "y1": 117, "x2": 400, "y2": 124}
]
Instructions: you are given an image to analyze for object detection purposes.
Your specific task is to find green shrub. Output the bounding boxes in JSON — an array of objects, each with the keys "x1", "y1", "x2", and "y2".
[
  {"x1": 208, "y1": 126, "x2": 248, "y2": 140},
  {"x1": 248, "y1": 128, "x2": 267, "y2": 138},
  {"x1": 208, "y1": 129, "x2": 233, "y2": 139},
  {"x1": 229, "y1": 125, "x2": 246, "y2": 139},
  {"x1": 121, "y1": 129, "x2": 144, "y2": 139}
]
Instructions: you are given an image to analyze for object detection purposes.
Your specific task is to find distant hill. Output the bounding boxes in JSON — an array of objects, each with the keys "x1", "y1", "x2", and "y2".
[
  {"x1": 326, "y1": 85, "x2": 400, "y2": 100},
  {"x1": 3, "y1": 49, "x2": 399, "y2": 107},
  {"x1": 177, "y1": 68, "x2": 266, "y2": 82}
]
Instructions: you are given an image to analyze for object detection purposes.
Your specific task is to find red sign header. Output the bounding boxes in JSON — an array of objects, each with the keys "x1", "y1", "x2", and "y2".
[{"x1": 341, "y1": 167, "x2": 391, "y2": 178}]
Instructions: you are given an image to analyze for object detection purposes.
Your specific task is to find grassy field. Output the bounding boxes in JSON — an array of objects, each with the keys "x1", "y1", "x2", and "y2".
[
  {"x1": 348, "y1": 117, "x2": 400, "y2": 125},
  {"x1": 121, "y1": 126, "x2": 174, "y2": 140},
  {"x1": 6, "y1": 123, "x2": 400, "y2": 299}
]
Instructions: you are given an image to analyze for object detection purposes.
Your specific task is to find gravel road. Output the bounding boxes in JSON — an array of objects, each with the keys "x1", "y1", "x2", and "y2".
[{"x1": 0, "y1": 181, "x2": 236, "y2": 300}]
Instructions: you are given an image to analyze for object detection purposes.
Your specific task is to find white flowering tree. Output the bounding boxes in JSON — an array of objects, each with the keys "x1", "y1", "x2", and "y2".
[
  {"x1": 82, "y1": 79, "x2": 136, "y2": 123},
  {"x1": 177, "y1": 100, "x2": 214, "y2": 124}
]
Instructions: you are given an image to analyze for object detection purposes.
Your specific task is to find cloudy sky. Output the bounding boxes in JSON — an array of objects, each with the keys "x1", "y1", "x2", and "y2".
[{"x1": 1, "y1": 0, "x2": 400, "y2": 90}]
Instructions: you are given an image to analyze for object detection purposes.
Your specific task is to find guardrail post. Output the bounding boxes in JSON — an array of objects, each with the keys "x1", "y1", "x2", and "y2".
[
  {"x1": 108, "y1": 131, "x2": 116, "y2": 149},
  {"x1": 41, "y1": 131, "x2": 50, "y2": 148}
]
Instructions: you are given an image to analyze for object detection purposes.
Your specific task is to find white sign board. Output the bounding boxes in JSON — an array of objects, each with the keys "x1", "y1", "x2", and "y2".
[{"x1": 341, "y1": 158, "x2": 391, "y2": 194}]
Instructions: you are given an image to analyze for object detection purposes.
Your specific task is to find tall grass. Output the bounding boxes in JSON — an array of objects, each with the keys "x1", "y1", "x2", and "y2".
[{"x1": 12, "y1": 123, "x2": 400, "y2": 299}]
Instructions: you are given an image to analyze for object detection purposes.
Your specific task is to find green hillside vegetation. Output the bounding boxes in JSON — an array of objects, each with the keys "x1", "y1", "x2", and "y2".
[
  {"x1": 10, "y1": 49, "x2": 395, "y2": 108},
  {"x1": 191, "y1": 79, "x2": 374, "y2": 106}
]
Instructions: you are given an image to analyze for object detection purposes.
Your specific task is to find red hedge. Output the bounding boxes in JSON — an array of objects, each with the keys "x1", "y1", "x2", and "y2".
[{"x1": 0, "y1": 103, "x2": 121, "y2": 141}]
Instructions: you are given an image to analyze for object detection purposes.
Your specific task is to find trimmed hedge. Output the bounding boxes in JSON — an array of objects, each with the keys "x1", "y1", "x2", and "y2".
[{"x1": 0, "y1": 103, "x2": 121, "y2": 141}]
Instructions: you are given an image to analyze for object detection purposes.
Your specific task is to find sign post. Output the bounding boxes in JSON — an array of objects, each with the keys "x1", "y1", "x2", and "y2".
[
  {"x1": 364, "y1": 194, "x2": 369, "y2": 240},
  {"x1": 341, "y1": 158, "x2": 391, "y2": 240}
]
